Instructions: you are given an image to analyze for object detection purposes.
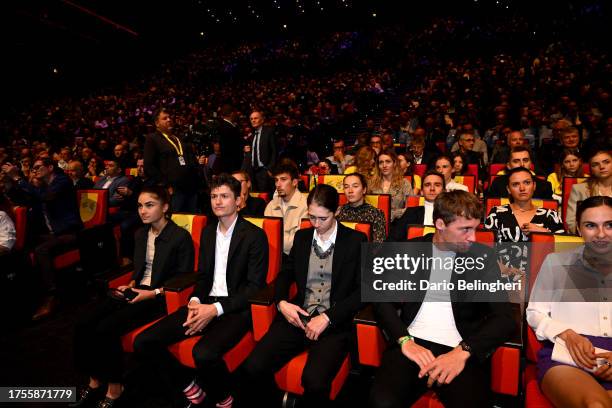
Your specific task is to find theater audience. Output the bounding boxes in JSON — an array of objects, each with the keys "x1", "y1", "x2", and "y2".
[
  {"x1": 2, "y1": 156, "x2": 82, "y2": 320},
  {"x1": 71, "y1": 186, "x2": 194, "y2": 408},
  {"x1": 527, "y1": 196, "x2": 612, "y2": 408},
  {"x1": 336, "y1": 173, "x2": 386, "y2": 243},
  {"x1": 566, "y1": 148, "x2": 612, "y2": 234}
]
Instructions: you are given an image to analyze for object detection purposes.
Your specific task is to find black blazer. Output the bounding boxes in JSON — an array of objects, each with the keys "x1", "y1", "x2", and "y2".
[
  {"x1": 487, "y1": 173, "x2": 553, "y2": 199},
  {"x1": 274, "y1": 223, "x2": 368, "y2": 328},
  {"x1": 194, "y1": 216, "x2": 268, "y2": 314},
  {"x1": 216, "y1": 119, "x2": 243, "y2": 174},
  {"x1": 374, "y1": 234, "x2": 516, "y2": 362},
  {"x1": 389, "y1": 206, "x2": 426, "y2": 242},
  {"x1": 241, "y1": 196, "x2": 266, "y2": 217},
  {"x1": 143, "y1": 131, "x2": 199, "y2": 191},
  {"x1": 251, "y1": 125, "x2": 276, "y2": 169},
  {"x1": 132, "y1": 220, "x2": 194, "y2": 289}
]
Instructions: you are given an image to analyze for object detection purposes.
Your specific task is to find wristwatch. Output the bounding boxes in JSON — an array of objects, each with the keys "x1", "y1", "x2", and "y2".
[{"x1": 458, "y1": 340, "x2": 472, "y2": 355}]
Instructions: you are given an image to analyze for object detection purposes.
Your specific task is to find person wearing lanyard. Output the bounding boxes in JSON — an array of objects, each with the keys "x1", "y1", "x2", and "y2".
[{"x1": 144, "y1": 107, "x2": 200, "y2": 213}]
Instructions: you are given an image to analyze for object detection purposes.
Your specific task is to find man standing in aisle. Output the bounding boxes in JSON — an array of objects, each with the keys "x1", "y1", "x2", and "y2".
[{"x1": 144, "y1": 107, "x2": 200, "y2": 212}]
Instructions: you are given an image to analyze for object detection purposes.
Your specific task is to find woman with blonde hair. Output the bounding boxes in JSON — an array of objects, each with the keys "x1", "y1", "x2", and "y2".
[
  {"x1": 369, "y1": 148, "x2": 413, "y2": 221},
  {"x1": 344, "y1": 146, "x2": 376, "y2": 177},
  {"x1": 566, "y1": 148, "x2": 612, "y2": 233}
]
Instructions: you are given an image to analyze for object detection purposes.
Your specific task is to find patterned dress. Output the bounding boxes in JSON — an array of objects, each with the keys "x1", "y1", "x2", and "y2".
[
  {"x1": 484, "y1": 204, "x2": 565, "y2": 273},
  {"x1": 336, "y1": 203, "x2": 387, "y2": 243}
]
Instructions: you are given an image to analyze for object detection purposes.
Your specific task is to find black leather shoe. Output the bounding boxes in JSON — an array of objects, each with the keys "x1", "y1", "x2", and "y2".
[
  {"x1": 96, "y1": 395, "x2": 124, "y2": 408},
  {"x1": 69, "y1": 386, "x2": 105, "y2": 407}
]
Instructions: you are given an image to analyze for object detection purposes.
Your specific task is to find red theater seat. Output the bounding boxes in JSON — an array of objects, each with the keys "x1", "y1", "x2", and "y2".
[
  {"x1": 523, "y1": 232, "x2": 584, "y2": 407},
  {"x1": 249, "y1": 191, "x2": 271, "y2": 203}
]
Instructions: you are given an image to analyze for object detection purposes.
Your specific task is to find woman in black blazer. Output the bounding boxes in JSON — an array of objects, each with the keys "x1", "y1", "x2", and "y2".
[
  {"x1": 241, "y1": 184, "x2": 367, "y2": 408},
  {"x1": 71, "y1": 186, "x2": 194, "y2": 408}
]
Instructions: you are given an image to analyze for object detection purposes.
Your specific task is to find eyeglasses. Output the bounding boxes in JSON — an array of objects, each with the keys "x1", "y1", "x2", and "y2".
[{"x1": 32, "y1": 164, "x2": 43, "y2": 171}]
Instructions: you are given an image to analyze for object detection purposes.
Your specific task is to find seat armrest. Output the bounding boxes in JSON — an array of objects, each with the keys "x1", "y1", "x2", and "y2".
[
  {"x1": 249, "y1": 282, "x2": 276, "y2": 306},
  {"x1": 163, "y1": 273, "x2": 198, "y2": 313},
  {"x1": 163, "y1": 273, "x2": 198, "y2": 293},
  {"x1": 354, "y1": 304, "x2": 377, "y2": 325}
]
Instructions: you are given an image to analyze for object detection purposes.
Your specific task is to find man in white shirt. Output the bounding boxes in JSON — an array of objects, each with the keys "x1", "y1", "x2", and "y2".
[
  {"x1": 135, "y1": 174, "x2": 268, "y2": 408},
  {"x1": 264, "y1": 163, "x2": 308, "y2": 256},
  {"x1": 371, "y1": 191, "x2": 515, "y2": 408}
]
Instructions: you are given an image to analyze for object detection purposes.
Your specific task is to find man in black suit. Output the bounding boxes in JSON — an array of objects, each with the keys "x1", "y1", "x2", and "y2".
[
  {"x1": 144, "y1": 107, "x2": 200, "y2": 212},
  {"x1": 409, "y1": 137, "x2": 436, "y2": 167},
  {"x1": 66, "y1": 160, "x2": 93, "y2": 190},
  {"x1": 134, "y1": 174, "x2": 268, "y2": 408},
  {"x1": 370, "y1": 191, "x2": 516, "y2": 408},
  {"x1": 389, "y1": 170, "x2": 445, "y2": 241},
  {"x1": 215, "y1": 104, "x2": 243, "y2": 174},
  {"x1": 241, "y1": 185, "x2": 367, "y2": 408},
  {"x1": 487, "y1": 146, "x2": 553, "y2": 198},
  {"x1": 248, "y1": 110, "x2": 276, "y2": 193}
]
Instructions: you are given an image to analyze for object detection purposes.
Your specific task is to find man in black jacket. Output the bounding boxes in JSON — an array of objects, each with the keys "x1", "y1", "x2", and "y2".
[
  {"x1": 134, "y1": 174, "x2": 268, "y2": 408},
  {"x1": 370, "y1": 191, "x2": 516, "y2": 408},
  {"x1": 389, "y1": 171, "x2": 445, "y2": 241},
  {"x1": 487, "y1": 146, "x2": 553, "y2": 199},
  {"x1": 215, "y1": 104, "x2": 243, "y2": 174},
  {"x1": 144, "y1": 107, "x2": 200, "y2": 212}
]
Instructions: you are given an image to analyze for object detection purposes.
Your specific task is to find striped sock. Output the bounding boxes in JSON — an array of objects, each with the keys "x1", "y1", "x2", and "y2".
[
  {"x1": 183, "y1": 380, "x2": 206, "y2": 405},
  {"x1": 215, "y1": 395, "x2": 233, "y2": 408}
]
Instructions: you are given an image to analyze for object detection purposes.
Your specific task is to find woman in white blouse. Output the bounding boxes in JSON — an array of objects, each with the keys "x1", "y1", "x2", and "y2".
[{"x1": 527, "y1": 196, "x2": 612, "y2": 407}]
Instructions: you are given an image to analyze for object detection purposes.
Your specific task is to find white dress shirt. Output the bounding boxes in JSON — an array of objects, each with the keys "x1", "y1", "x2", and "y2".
[
  {"x1": 408, "y1": 245, "x2": 463, "y2": 347},
  {"x1": 423, "y1": 200, "x2": 434, "y2": 226},
  {"x1": 313, "y1": 220, "x2": 338, "y2": 251},
  {"x1": 190, "y1": 216, "x2": 238, "y2": 316}
]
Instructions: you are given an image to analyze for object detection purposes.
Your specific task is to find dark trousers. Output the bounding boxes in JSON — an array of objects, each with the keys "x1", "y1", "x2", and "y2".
[
  {"x1": 240, "y1": 316, "x2": 350, "y2": 408},
  {"x1": 34, "y1": 232, "x2": 78, "y2": 293},
  {"x1": 171, "y1": 189, "x2": 198, "y2": 213},
  {"x1": 73, "y1": 296, "x2": 165, "y2": 383},
  {"x1": 133, "y1": 306, "x2": 250, "y2": 403},
  {"x1": 369, "y1": 339, "x2": 491, "y2": 408},
  {"x1": 251, "y1": 167, "x2": 274, "y2": 195}
]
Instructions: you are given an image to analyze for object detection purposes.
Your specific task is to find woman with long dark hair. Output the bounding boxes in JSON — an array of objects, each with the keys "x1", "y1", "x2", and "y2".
[
  {"x1": 527, "y1": 196, "x2": 612, "y2": 407},
  {"x1": 71, "y1": 186, "x2": 194, "y2": 408}
]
